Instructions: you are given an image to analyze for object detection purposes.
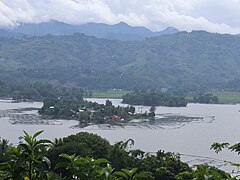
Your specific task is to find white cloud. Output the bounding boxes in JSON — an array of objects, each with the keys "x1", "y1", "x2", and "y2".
[
  {"x1": 0, "y1": 0, "x2": 239, "y2": 34},
  {"x1": 0, "y1": 0, "x2": 37, "y2": 27}
]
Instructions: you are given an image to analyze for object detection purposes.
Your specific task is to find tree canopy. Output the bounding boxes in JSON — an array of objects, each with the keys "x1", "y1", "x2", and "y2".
[{"x1": 0, "y1": 131, "x2": 235, "y2": 179}]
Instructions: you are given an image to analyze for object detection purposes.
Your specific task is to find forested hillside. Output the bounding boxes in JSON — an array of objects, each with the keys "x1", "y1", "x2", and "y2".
[{"x1": 0, "y1": 31, "x2": 240, "y2": 90}]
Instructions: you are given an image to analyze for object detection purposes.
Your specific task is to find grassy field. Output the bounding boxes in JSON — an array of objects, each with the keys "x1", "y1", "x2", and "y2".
[
  {"x1": 91, "y1": 90, "x2": 130, "y2": 99},
  {"x1": 209, "y1": 91, "x2": 240, "y2": 104}
]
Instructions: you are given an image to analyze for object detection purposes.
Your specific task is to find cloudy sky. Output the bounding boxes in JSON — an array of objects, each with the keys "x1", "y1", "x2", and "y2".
[{"x1": 0, "y1": 0, "x2": 240, "y2": 34}]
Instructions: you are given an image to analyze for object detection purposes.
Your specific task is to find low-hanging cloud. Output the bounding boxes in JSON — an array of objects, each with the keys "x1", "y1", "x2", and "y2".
[{"x1": 0, "y1": 0, "x2": 240, "y2": 34}]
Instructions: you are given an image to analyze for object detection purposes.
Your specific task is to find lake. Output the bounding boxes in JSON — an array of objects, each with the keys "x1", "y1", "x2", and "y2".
[{"x1": 0, "y1": 98, "x2": 239, "y2": 172}]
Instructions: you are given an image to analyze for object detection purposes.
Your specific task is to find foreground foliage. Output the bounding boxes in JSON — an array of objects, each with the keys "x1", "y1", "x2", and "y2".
[
  {"x1": 0, "y1": 131, "x2": 52, "y2": 179},
  {"x1": 0, "y1": 131, "x2": 236, "y2": 179}
]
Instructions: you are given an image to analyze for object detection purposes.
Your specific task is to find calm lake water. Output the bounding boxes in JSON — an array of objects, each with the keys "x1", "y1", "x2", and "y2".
[{"x1": 0, "y1": 98, "x2": 240, "y2": 172}]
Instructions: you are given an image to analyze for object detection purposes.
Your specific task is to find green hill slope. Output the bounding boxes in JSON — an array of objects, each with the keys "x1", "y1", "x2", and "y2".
[{"x1": 0, "y1": 31, "x2": 240, "y2": 90}]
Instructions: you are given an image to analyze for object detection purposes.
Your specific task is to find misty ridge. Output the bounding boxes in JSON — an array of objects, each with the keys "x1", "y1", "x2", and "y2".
[{"x1": 0, "y1": 20, "x2": 179, "y2": 41}]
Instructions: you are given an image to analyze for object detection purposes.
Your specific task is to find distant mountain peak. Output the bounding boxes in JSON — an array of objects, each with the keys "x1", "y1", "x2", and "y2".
[
  {"x1": 0, "y1": 21, "x2": 180, "y2": 41},
  {"x1": 117, "y1": 21, "x2": 129, "y2": 25},
  {"x1": 155, "y1": 27, "x2": 179, "y2": 36}
]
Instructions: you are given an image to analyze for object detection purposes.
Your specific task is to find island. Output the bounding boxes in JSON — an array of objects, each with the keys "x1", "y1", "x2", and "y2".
[{"x1": 38, "y1": 97, "x2": 155, "y2": 126}]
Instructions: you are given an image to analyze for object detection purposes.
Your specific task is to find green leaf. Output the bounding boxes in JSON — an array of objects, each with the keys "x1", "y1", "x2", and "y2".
[
  {"x1": 18, "y1": 143, "x2": 29, "y2": 151},
  {"x1": 73, "y1": 159, "x2": 86, "y2": 167},
  {"x1": 59, "y1": 153, "x2": 73, "y2": 160},
  {"x1": 129, "y1": 168, "x2": 138, "y2": 175},
  {"x1": 113, "y1": 171, "x2": 128, "y2": 179},
  {"x1": 23, "y1": 131, "x2": 32, "y2": 144},
  {"x1": 35, "y1": 139, "x2": 52, "y2": 145},
  {"x1": 0, "y1": 162, "x2": 11, "y2": 170},
  {"x1": 32, "y1": 130, "x2": 44, "y2": 139},
  {"x1": 94, "y1": 158, "x2": 109, "y2": 165},
  {"x1": 121, "y1": 168, "x2": 137, "y2": 177},
  {"x1": 231, "y1": 163, "x2": 240, "y2": 167},
  {"x1": 54, "y1": 162, "x2": 69, "y2": 170}
]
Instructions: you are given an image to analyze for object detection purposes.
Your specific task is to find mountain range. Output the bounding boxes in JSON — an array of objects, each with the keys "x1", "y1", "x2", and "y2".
[
  {"x1": 0, "y1": 21, "x2": 179, "y2": 41},
  {"x1": 0, "y1": 30, "x2": 240, "y2": 91}
]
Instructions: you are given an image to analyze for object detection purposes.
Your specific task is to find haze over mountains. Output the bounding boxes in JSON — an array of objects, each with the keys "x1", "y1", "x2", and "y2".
[{"x1": 0, "y1": 21, "x2": 179, "y2": 41}]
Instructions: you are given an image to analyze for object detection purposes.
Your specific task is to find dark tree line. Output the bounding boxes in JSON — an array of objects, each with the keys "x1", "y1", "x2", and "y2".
[
  {"x1": 122, "y1": 91, "x2": 188, "y2": 107},
  {"x1": 0, "y1": 81, "x2": 84, "y2": 101}
]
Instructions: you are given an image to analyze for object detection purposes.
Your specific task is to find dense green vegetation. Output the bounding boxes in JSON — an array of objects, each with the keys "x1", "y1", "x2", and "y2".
[
  {"x1": 39, "y1": 98, "x2": 155, "y2": 125},
  {"x1": 0, "y1": 31, "x2": 240, "y2": 90},
  {"x1": 0, "y1": 81, "x2": 84, "y2": 101},
  {"x1": 122, "y1": 91, "x2": 187, "y2": 107},
  {"x1": 0, "y1": 131, "x2": 235, "y2": 179}
]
